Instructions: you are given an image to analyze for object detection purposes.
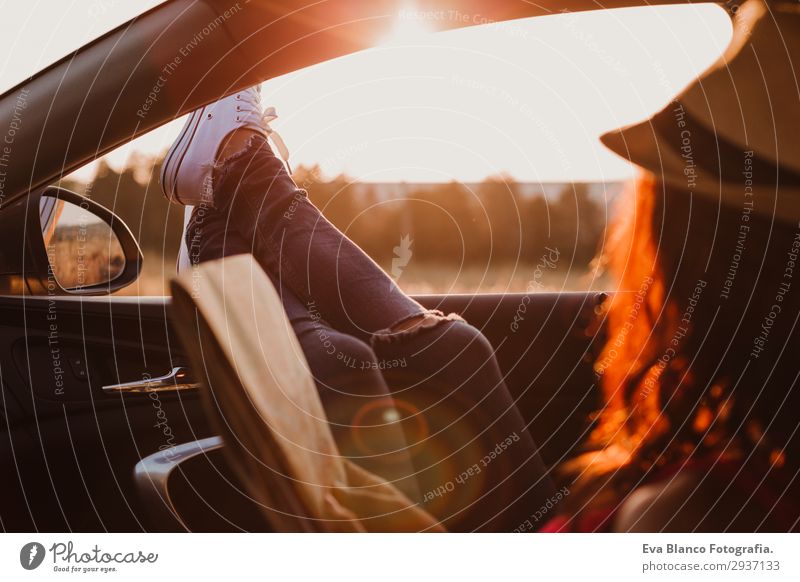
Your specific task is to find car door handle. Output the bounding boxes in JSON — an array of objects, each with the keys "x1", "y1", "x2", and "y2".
[{"x1": 102, "y1": 367, "x2": 199, "y2": 394}]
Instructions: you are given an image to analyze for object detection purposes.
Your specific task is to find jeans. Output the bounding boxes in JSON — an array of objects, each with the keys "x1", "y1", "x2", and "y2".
[{"x1": 184, "y1": 135, "x2": 555, "y2": 531}]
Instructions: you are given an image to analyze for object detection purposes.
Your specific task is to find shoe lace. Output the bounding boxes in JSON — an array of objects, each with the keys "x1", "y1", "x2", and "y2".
[{"x1": 261, "y1": 106, "x2": 291, "y2": 170}]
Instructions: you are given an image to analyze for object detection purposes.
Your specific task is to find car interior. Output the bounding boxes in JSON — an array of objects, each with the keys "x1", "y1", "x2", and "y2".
[{"x1": 0, "y1": 0, "x2": 712, "y2": 531}]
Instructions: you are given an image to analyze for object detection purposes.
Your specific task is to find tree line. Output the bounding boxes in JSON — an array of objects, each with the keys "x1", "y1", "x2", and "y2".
[{"x1": 61, "y1": 154, "x2": 611, "y2": 271}]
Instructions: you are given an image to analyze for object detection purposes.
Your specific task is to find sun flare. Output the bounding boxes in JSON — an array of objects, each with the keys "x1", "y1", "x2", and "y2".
[{"x1": 380, "y1": 7, "x2": 434, "y2": 46}]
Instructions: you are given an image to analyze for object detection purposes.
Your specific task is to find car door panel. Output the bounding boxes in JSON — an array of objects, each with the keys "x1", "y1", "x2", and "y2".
[
  {"x1": 0, "y1": 296, "x2": 212, "y2": 531},
  {"x1": 2, "y1": 291, "x2": 601, "y2": 531}
]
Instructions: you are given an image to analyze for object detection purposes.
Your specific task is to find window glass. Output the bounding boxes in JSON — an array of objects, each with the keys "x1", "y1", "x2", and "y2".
[{"x1": 59, "y1": 4, "x2": 731, "y2": 295}]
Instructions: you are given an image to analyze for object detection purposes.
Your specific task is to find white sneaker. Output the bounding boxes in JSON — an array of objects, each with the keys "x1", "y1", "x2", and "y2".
[{"x1": 160, "y1": 86, "x2": 288, "y2": 206}]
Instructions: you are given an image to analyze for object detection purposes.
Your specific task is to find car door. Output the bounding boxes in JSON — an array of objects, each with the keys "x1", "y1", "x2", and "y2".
[{"x1": 0, "y1": 294, "x2": 601, "y2": 532}]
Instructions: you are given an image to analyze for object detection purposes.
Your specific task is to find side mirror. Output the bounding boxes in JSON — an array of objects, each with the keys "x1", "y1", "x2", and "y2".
[{"x1": 0, "y1": 186, "x2": 142, "y2": 295}]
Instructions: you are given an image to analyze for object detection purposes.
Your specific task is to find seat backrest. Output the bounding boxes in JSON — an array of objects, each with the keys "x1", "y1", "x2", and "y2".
[{"x1": 169, "y1": 253, "x2": 346, "y2": 532}]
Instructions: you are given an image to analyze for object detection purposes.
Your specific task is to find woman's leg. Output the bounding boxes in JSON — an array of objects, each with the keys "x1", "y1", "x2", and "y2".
[
  {"x1": 211, "y1": 134, "x2": 433, "y2": 339},
  {"x1": 290, "y1": 310, "x2": 421, "y2": 501},
  {"x1": 374, "y1": 320, "x2": 556, "y2": 532},
  {"x1": 185, "y1": 205, "x2": 420, "y2": 501},
  {"x1": 207, "y1": 134, "x2": 555, "y2": 529}
]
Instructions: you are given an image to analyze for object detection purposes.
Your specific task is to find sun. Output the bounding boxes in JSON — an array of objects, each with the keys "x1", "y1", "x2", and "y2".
[{"x1": 380, "y1": 6, "x2": 434, "y2": 46}]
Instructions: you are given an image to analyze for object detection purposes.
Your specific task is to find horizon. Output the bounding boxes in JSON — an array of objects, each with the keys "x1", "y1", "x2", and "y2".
[{"x1": 68, "y1": 155, "x2": 628, "y2": 187}]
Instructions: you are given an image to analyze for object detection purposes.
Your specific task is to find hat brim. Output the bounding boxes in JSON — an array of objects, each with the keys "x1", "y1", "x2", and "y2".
[
  {"x1": 600, "y1": 121, "x2": 800, "y2": 223},
  {"x1": 600, "y1": 120, "x2": 696, "y2": 192}
]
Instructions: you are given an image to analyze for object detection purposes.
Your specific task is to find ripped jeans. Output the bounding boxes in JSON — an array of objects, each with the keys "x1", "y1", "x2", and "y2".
[{"x1": 184, "y1": 135, "x2": 555, "y2": 531}]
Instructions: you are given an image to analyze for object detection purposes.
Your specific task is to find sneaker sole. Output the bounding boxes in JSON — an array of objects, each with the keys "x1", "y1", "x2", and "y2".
[{"x1": 160, "y1": 107, "x2": 205, "y2": 204}]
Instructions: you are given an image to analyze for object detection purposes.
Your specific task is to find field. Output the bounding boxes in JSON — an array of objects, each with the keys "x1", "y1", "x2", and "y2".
[
  {"x1": 116, "y1": 254, "x2": 611, "y2": 296},
  {"x1": 49, "y1": 223, "x2": 125, "y2": 290}
]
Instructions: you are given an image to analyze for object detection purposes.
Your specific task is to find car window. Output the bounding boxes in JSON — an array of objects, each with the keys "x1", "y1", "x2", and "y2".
[{"x1": 60, "y1": 4, "x2": 732, "y2": 296}]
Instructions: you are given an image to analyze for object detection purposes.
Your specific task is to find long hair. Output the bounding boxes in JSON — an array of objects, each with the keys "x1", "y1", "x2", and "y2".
[{"x1": 564, "y1": 173, "x2": 800, "y2": 515}]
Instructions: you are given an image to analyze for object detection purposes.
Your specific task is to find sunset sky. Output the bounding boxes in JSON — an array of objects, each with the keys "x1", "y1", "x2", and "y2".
[{"x1": 1, "y1": 1, "x2": 733, "y2": 183}]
